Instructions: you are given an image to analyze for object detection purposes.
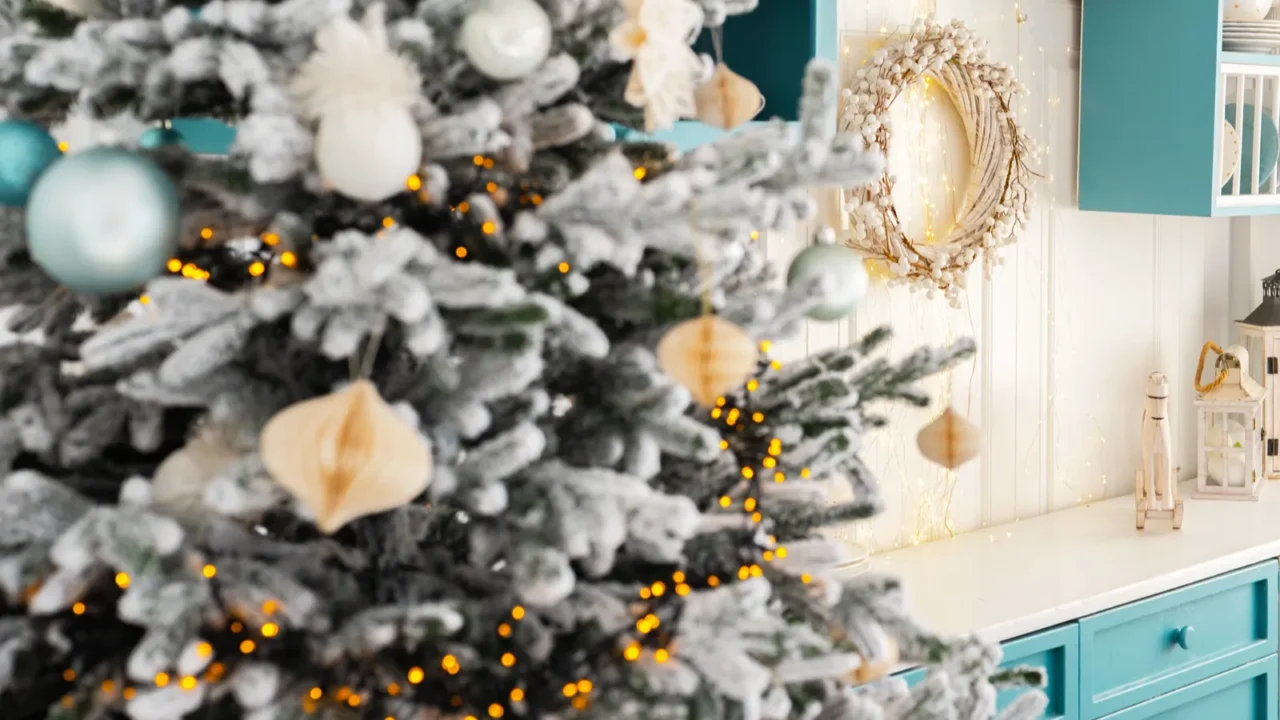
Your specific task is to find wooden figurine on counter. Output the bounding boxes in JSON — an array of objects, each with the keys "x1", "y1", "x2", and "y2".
[{"x1": 1137, "y1": 372, "x2": 1184, "y2": 529}]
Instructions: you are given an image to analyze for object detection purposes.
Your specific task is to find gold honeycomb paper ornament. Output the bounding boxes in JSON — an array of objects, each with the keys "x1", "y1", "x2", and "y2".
[
  {"x1": 656, "y1": 316, "x2": 758, "y2": 407},
  {"x1": 694, "y1": 62, "x2": 764, "y2": 130},
  {"x1": 916, "y1": 407, "x2": 981, "y2": 470},
  {"x1": 260, "y1": 380, "x2": 433, "y2": 534}
]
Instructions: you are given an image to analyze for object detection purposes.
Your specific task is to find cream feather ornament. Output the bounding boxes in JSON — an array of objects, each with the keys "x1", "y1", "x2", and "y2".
[
  {"x1": 609, "y1": 0, "x2": 704, "y2": 132},
  {"x1": 260, "y1": 380, "x2": 433, "y2": 534},
  {"x1": 293, "y1": 3, "x2": 423, "y2": 202}
]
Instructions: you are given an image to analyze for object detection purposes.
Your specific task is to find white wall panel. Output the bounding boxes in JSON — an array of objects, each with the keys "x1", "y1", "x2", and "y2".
[{"x1": 792, "y1": 0, "x2": 1230, "y2": 551}]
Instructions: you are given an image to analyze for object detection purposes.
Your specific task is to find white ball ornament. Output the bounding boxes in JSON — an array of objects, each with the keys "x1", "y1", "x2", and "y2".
[
  {"x1": 293, "y1": 3, "x2": 424, "y2": 203},
  {"x1": 786, "y1": 234, "x2": 869, "y2": 322},
  {"x1": 459, "y1": 0, "x2": 552, "y2": 81},
  {"x1": 315, "y1": 104, "x2": 422, "y2": 202}
]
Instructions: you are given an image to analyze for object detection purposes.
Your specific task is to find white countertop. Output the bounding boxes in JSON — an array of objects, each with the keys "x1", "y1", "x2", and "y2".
[{"x1": 872, "y1": 481, "x2": 1280, "y2": 643}]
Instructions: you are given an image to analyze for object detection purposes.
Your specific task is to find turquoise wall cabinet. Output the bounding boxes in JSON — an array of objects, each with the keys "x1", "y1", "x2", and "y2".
[
  {"x1": 1079, "y1": 0, "x2": 1280, "y2": 216},
  {"x1": 621, "y1": 0, "x2": 838, "y2": 150},
  {"x1": 893, "y1": 559, "x2": 1279, "y2": 720}
]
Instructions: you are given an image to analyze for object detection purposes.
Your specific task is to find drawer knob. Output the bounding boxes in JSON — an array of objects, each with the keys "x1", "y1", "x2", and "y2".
[{"x1": 1174, "y1": 625, "x2": 1195, "y2": 650}]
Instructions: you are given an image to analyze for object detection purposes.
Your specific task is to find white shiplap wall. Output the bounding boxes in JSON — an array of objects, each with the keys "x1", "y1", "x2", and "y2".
[{"x1": 779, "y1": 0, "x2": 1233, "y2": 552}]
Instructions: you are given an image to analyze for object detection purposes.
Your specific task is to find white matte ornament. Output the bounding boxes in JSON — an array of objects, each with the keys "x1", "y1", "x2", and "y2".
[
  {"x1": 315, "y1": 105, "x2": 422, "y2": 202},
  {"x1": 260, "y1": 380, "x2": 433, "y2": 533},
  {"x1": 293, "y1": 3, "x2": 424, "y2": 202},
  {"x1": 459, "y1": 0, "x2": 552, "y2": 81},
  {"x1": 786, "y1": 243, "x2": 868, "y2": 322}
]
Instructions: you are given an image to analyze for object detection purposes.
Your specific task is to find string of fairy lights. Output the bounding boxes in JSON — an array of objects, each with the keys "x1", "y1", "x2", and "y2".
[
  {"x1": 147, "y1": 152, "x2": 574, "y2": 296},
  {"x1": 51, "y1": 561, "x2": 559, "y2": 719},
  {"x1": 619, "y1": 367, "x2": 817, "y2": 686},
  {"x1": 39, "y1": 152, "x2": 706, "y2": 719},
  {"x1": 839, "y1": 2, "x2": 969, "y2": 552}
]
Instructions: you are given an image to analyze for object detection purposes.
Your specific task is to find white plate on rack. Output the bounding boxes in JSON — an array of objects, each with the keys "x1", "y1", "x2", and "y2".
[
  {"x1": 1223, "y1": 121, "x2": 1242, "y2": 186},
  {"x1": 1224, "y1": 43, "x2": 1280, "y2": 52},
  {"x1": 1224, "y1": 38, "x2": 1280, "y2": 51}
]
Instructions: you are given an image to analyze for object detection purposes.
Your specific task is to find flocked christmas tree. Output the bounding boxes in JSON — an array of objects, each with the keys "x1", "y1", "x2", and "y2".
[{"x1": 0, "y1": 0, "x2": 1045, "y2": 718}]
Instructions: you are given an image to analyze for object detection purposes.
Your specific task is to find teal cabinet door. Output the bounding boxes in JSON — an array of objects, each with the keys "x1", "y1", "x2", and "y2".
[
  {"x1": 1078, "y1": 560, "x2": 1278, "y2": 718},
  {"x1": 895, "y1": 623, "x2": 1078, "y2": 720},
  {"x1": 1078, "y1": 0, "x2": 1222, "y2": 216},
  {"x1": 1096, "y1": 656, "x2": 1277, "y2": 720}
]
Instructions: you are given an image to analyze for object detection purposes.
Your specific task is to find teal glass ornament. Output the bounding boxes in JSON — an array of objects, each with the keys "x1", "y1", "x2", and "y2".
[
  {"x1": 138, "y1": 126, "x2": 185, "y2": 149},
  {"x1": 0, "y1": 120, "x2": 63, "y2": 207},
  {"x1": 26, "y1": 147, "x2": 181, "y2": 295},
  {"x1": 786, "y1": 240, "x2": 868, "y2": 322}
]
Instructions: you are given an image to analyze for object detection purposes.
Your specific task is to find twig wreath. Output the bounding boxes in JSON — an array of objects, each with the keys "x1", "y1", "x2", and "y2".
[{"x1": 840, "y1": 17, "x2": 1039, "y2": 307}]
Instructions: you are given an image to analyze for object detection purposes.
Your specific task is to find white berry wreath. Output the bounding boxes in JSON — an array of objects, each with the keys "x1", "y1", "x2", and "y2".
[{"x1": 840, "y1": 17, "x2": 1038, "y2": 307}]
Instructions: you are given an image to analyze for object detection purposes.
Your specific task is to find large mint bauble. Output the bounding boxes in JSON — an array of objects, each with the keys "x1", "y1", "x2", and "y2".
[
  {"x1": 786, "y1": 243, "x2": 869, "y2": 321},
  {"x1": 0, "y1": 120, "x2": 63, "y2": 207},
  {"x1": 459, "y1": 0, "x2": 552, "y2": 81},
  {"x1": 26, "y1": 147, "x2": 181, "y2": 295}
]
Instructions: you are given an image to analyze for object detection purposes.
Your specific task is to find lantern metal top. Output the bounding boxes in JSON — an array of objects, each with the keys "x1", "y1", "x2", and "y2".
[{"x1": 1240, "y1": 269, "x2": 1280, "y2": 328}]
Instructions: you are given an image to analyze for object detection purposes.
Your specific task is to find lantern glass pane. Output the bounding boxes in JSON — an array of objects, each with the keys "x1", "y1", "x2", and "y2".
[
  {"x1": 1205, "y1": 411, "x2": 1250, "y2": 487},
  {"x1": 1245, "y1": 335, "x2": 1265, "y2": 383}
]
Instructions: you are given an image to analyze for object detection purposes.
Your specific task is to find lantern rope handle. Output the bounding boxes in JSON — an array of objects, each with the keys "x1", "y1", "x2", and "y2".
[{"x1": 1195, "y1": 341, "x2": 1229, "y2": 394}]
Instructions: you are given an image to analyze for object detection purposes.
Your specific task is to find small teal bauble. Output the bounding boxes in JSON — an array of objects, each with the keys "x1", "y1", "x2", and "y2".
[
  {"x1": 26, "y1": 147, "x2": 181, "y2": 295},
  {"x1": 786, "y1": 242, "x2": 869, "y2": 322},
  {"x1": 0, "y1": 120, "x2": 63, "y2": 207},
  {"x1": 138, "y1": 126, "x2": 185, "y2": 149}
]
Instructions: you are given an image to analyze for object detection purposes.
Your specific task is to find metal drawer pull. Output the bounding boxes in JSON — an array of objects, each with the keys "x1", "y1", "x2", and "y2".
[{"x1": 1174, "y1": 626, "x2": 1195, "y2": 650}]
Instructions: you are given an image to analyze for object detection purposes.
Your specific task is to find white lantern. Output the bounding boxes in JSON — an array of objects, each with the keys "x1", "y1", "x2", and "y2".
[
  {"x1": 1236, "y1": 269, "x2": 1280, "y2": 479},
  {"x1": 1194, "y1": 343, "x2": 1265, "y2": 500}
]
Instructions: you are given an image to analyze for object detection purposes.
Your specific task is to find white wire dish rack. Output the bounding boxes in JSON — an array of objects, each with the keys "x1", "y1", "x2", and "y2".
[
  {"x1": 1079, "y1": 1, "x2": 1280, "y2": 217},
  {"x1": 1219, "y1": 62, "x2": 1280, "y2": 210}
]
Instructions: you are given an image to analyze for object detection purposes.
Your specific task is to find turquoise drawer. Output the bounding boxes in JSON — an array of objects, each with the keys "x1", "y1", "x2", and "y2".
[
  {"x1": 1079, "y1": 560, "x2": 1278, "y2": 718},
  {"x1": 1096, "y1": 656, "x2": 1277, "y2": 720},
  {"x1": 897, "y1": 623, "x2": 1078, "y2": 719}
]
